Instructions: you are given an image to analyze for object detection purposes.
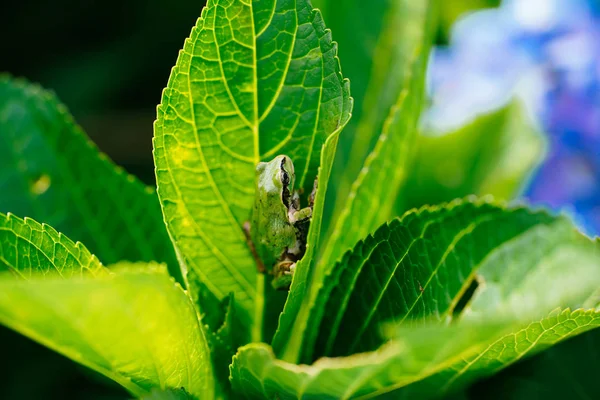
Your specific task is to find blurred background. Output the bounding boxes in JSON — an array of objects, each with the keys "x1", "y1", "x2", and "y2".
[
  {"x1": 1, "y1": 0, "x2": 599, "y2": 398},
  {"x1": 427, "y1": 0, "x2": 600, "y2": 236}
]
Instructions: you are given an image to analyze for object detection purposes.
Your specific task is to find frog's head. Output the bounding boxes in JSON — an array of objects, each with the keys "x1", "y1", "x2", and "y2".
[{"x1": 256, "y1": 155, "x2": 296, "y2": 207}]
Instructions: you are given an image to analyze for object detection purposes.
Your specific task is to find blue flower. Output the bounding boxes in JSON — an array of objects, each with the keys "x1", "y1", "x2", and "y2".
[{"x1": 427, "y1": 0, "x2": 600, "y2": 235}]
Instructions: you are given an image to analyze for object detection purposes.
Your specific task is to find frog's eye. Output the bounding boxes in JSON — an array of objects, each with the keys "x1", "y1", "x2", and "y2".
[
  {"x1": 280, "y1": 170, "x2": 290, "y2": 187},
  {"x1": 279, "y1": 157, "x2": 290, "y2": 187}
]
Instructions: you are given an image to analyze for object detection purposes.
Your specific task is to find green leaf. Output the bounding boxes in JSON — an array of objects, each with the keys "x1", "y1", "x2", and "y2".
[
  {"x1": 272, "y1": 0, "x2": 434, "y2": 364},
  {"x1": 231, "y1": 309, "x2": 600, "y2": 399},
  {"x1": 0, "y1": 212, "x2": 107, "y2": 278},
  {"x1": 153, "y1": 0, "x2": 351, "y2": 327},
  {"x1": 319, "y1": 0, "x2": 436, "y2": 283},
  {"x1": 140, "y1": 388, "x2": 192, "y2": 400},
  {"x1": 0, "y1": 263, "x2": 214, "y2": 398},
  {"x1": 271, "y1": 130, "x2": 344, "y2": 360},
  {"x1": 399, "y1": 102, "x2": 545, "y2": 212},
  {"x1": 0, "y1": 76, "x2": 179, "y2": 279},
  {"x1": 297, "y1": 200, "x2": 542, "y2": 360},
  {"x1": 295, "y1": 198, "x2": 600, "y2": 365},
  {"x1": 392, "y1": 309, "x2": 600, "y2": 398},
  {"x1": 473, "y1": 328, "x2": 600, "y2": 399},
  {"x1": 314, "y1": 199, "x2": 597, "y2": 359},
  {"x1": 320, "y1": 0, "x2": 436, "y2": 236}
]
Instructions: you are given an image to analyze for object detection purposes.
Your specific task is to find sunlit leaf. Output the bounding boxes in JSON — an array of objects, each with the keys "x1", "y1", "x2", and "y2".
[
  {"x1": 271, "y1": 130, "x2": 346, "y2": 361},
  {"x1": 231, "y1": 309, "x2": 600, "y2": 399},
  {"x1": 0, "y1": 212, "x2": 106, "y2": 278},
  {"x1": 272, "y1": 2, "x2": 435, "y2": 362},
  {"x1": 153, "y1": 0, "x2": 351, "y2": 329},
  {"x1": 0, "y1": 263, "x2": 214, "y2": 398},
  {"x1": 232, "y1": 200, "x2": 600, "y2": 398}
]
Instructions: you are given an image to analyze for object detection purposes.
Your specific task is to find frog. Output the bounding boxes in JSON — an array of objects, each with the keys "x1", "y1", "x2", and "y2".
[{"x1": 243, "y1": 155, "x2": 314, "y2": 290}]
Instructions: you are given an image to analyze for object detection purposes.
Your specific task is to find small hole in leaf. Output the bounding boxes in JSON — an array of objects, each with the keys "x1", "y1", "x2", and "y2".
[
  {"x1": 30, "y1": 174, "x2": 51, "y2": 195},
  {"x1": 452, "y1": 277, "x2": 480, "y2": 318}
]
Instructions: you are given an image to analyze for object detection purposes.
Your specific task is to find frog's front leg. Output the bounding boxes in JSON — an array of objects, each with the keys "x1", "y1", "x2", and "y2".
[
  {"x1": 243, "y1": 221, "x2": 266, "y2": 273},
  {"x1": 272, "y1": 259, "x2": 296, "y2": 290},
  {"x1": 286, "y1": 206, "x2": 311, "y2": 256},
  {"x1": 289, "y1": 206, "x2": 312, "y2": 224}
]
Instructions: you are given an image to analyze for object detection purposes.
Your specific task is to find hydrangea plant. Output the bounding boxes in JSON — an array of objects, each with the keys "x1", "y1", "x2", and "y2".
[{"x1": 0, "y1": 1, "x2": 599, "y2": 399}]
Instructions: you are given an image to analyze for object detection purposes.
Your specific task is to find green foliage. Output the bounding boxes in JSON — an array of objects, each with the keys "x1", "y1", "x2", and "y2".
[
  {"x1": 0, "y1": 1, "x2": 598, "y2": 399},
  {"x1": 231, "y1": 309, "x2": 600, "y2": 399},
  {"x1": 305, "y1": 200, "x2": 591, "y2": 360},
  {"x1": 140, "y1": 388, "x2": 193, "y2": 400},
  {"x1": 153, "y1": 0, "x2": 351, "y2": 334},
  {"x1": 0, "y1": 213, "x2": 106, "y2": 278},
  {"x1": 0, "y1": 76, "x2": 179, "y2": 280},
  {"x1": 0, "y1": 217, "x2": 213, "y2": 397},
  {"x1": 319, "y1": 0, "x2": 435, "y2": 236}
]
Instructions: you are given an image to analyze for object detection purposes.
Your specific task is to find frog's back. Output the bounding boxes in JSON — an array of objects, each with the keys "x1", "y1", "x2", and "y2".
[{"x1": 251, "y1": 199, "x2": 296, "y2": 270}]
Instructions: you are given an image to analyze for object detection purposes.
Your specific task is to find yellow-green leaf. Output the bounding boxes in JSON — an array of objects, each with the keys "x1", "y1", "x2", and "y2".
[
  {"x1": 153, "y1": 0, "x2": 351, "y2": 328},
  {"x1": 0, "y1": 265, "x2": 214, "y2": 398}
]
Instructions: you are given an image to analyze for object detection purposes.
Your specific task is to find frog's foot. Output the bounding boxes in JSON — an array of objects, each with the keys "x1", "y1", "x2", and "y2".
[
  {"x1": 272, "y1": 260, "x2": 295, "y2": 290},
  {"x1": 243, "y1": 221, "x2": 266, "y2": 274}
]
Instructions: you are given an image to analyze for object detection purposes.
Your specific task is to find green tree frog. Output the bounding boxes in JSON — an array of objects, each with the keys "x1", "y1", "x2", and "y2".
[{"x1": 244, "y1": 155, "x2": 314, "y2": 290}]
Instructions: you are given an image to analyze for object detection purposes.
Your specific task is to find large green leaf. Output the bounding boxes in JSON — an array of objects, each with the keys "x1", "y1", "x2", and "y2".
[
  {"x1": 153, "y1": 0, "x2": 351, "y2": 327},
  {"x1": 271, "y1": 0, "x2": 434, "y2": 363},
  {"x1": 0, "y1": 76, "x2": 179, "y2": 278},
  {"x1": 392, "y1": 310, "x2": 600, "y2": 398},
  {"x1": 280, "y1": 198, "x2": 600, "y2": 366},
  {"x1": 0, "y1": 264, "x2": 214, "y2": 398},
  {"x1": 271, "y1": 129, "x2": 344, "y2": 359},
  {"x1": 319, "y1": 0, "x2": 436, "y2": 283},
  {"x1": 297, "y1": 200, "x2": 561, "y2": 362},
  {"x1": 0, "y1": 214, "x2": 213, "y2": 397},
  {"x1": 398, "y1": 102, "x2": 545, "y2": 212},
  {"x1": 316, "y1": 200, "x2": 563, "y2": 358},
  {"x1": 231, "y1": 309, "x2": 600, "y2": 399},
  {"x1": 231, "y1": 198, "x2": 600, "y2": 397}
]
